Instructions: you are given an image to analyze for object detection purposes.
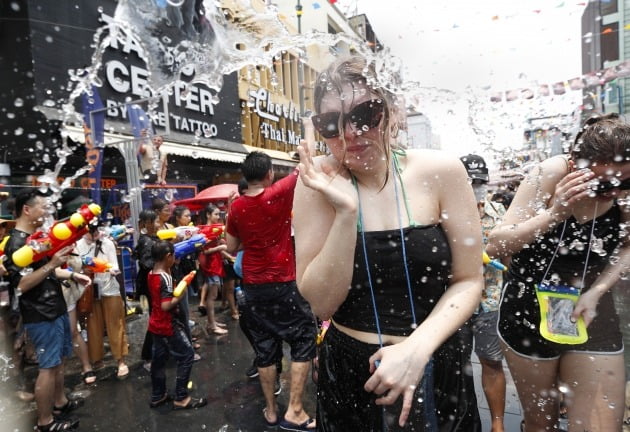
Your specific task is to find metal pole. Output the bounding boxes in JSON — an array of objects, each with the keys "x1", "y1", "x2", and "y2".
[{"x1": 296, "y1": 0, "x2": 305, "y2": 122}]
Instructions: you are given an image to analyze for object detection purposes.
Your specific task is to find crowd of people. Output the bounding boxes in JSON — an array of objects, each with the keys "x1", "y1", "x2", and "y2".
[{"x1": 0, "y1": 54, "x2": 629, "y2": 432}]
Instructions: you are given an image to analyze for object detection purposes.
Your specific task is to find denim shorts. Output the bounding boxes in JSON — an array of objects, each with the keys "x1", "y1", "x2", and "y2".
[
  {"x1": 206, "y1": 275, "x2": 221, "y2": 285},
  {"x1": 25, "y1": 313, "x2": 73, "y2": 369}
]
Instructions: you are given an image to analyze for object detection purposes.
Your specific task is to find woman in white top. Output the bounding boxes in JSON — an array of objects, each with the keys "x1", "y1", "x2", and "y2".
[{"x1": 75, "y1": 223, "x2": 129, "y2": 379}]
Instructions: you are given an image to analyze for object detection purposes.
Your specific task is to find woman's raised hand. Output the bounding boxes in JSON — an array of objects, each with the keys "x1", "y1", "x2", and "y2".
[
  {"x1": 548, "y1": 169, "x2": 594, "y2": 222},
  {"x1": 297, "y1": 144, "x2": 358, "y2": 214}
]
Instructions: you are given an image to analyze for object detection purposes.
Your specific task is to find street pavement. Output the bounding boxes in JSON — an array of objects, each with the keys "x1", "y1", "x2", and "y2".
[{"x1": 2, "y1": 294, "x2": 628, "y2": 431}]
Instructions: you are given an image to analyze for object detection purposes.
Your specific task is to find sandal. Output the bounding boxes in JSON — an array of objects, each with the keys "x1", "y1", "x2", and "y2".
[
  {"x1": 53, "y1": 398, "x2": 84, "y2": 418},
  {"x1": 37, "y1": 418, "x2": 79, "y2": 431},
  {"x1": 215, "y1": 321, "x2": 227, "y2": 328},
  {"x1": 81, "y1": 370, "x2": 96, "y2": 385},
  {"x1": 207, "y1": 326, "x2": 228, "y2": 335},
  {"x1": 116, "y1": 364, "x2": 129, "y2": 380},
  {"x1": 193, "y1": 353, "x2": 202, "y2": 362},
  {"x1": 193, "y1": 342, "x2": 201, "y2": 350},
  {"x1": 172, "y1": 397, "x2": 207, "y2": 410}
]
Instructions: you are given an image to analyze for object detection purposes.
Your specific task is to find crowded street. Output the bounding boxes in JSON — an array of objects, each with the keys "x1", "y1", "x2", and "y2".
[{"x1": 2, "y1": 0, "x2": 630, "y2": 431}]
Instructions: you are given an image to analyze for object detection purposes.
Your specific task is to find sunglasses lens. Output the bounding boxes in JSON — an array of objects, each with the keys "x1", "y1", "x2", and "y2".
[
  {"x1": 313, "y1": 99, "x2": 384, "y2": 139},
  {"x1": 349, "y1": 100, "x2": 384, "y2": 130},
  {"x1": 312, "y1": 112, "x2": 340, "y2": 138},
  {"x1": 594, "y1": 178, "x2": 630, "y2": 193}
]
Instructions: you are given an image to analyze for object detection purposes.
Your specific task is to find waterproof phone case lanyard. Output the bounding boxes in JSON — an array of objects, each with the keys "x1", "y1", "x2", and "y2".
[
  {"x1": 352, "y1": 150, "x2": 437, "y2": 431},
  {"x1": 535, "y1": 202, "x2": 598, "y2": 345}
]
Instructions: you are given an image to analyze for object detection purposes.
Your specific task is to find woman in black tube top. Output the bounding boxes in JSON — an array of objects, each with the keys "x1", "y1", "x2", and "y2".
[
  {"x1": 487, "y1": 114, "x2": 630, "y2": 432},
  {"x1": 293, "y1": 55, "x2": 484, "y2": 431}
]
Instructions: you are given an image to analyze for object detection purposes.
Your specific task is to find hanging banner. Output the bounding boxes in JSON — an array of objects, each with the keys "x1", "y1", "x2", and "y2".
[{"x1": 82, "y1": 85, "x2": 105, "y2": 205}]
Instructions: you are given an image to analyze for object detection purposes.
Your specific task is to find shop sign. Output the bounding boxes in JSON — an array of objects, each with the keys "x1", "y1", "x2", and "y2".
[
  {"x1": 247, "y1": 88, "x2": 302, "y2": 146},
  {"x1": 95, "y1": 12, "x2": 236, "y2": 140}
]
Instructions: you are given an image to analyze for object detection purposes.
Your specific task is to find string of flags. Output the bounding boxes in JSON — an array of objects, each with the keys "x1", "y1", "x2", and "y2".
[{"x1": 490, "y1": 59, "x2": 629, "y2": 103}]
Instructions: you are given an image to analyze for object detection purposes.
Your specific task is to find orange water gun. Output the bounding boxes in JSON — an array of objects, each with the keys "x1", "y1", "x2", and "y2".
[
  {"x1": 12, "y1": 203, "x2": 102, "y2": 268},
  {"x1": 174, "y1": 270, "x2": 196, "y2": 297},
  {"x1": 81, "y1": 256, "x2": 112, "y2": 273},
  {"x1": 198, "y1": 224, "x2": 225, "y2": 243}
]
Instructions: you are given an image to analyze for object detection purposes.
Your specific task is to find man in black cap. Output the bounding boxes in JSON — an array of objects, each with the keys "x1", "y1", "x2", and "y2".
[{"x1": 460, "y1": 154, "x2": 508, "y2": 432}]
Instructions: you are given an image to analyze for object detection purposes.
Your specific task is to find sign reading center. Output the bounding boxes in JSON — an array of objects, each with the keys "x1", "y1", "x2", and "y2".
[{"x1": 248, "y1": 88, "x2": 301, "y2": 146}]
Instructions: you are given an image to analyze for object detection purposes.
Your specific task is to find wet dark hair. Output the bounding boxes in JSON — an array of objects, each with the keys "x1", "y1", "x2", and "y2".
[
  {"x1": 313, "y1": 55, "x2": 401, "y2": 187},
  {"x1": 203, "y1": 203, "x2": 219, "y2": 220},
  {"x1": 138, "y1": 209, "x2": 158, "y2": 230},
  {"x1": 237, "y1": 178, "x2": 248, "y2": 195},
  {"x1": 242, "y1": 151, "x2": 272, "y2": 182},
  {"x1": 151, "y1": 240, "x2": 174, "y2": 262},
  {"x1": 570, "y1": 113, "x2": 630, "y2": 163},
  {"x1": 173, "y1": 205, "x2": 190, "y2": 222},
  {"x1": 14, "y1": 188, "x2": 50, "y2": 218},
  {"x1": 151, "y1": 198, "x2": 169, "y2": 212}
]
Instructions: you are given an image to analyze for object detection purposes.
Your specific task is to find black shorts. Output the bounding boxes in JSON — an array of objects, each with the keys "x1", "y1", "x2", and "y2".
[
  {"x1": 317, "y1": 324, "x2": 437, "y2": 431},
  {"x1": 240, "y1": 281, "x2": 316, "y2": 367},
  {"x1": 223, "y1": 261, "x2": 238, "y2": 281},
  {"x1": 498, "y1": 279, "x2": 624, "y2": 359}
]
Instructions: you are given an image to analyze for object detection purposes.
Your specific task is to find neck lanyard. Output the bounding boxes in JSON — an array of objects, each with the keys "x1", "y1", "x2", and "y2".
[
  {"x1": 351, "y1": 155, "x2": 418, "y2": 350},
  {"x1": 540, "y1": 202, "x2": 598, "y2": 291}
]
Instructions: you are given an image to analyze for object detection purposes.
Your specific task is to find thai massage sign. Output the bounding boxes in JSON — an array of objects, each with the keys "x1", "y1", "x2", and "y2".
[{"x1": 248, "y1": 88, "x2": 302, "y2": 146}]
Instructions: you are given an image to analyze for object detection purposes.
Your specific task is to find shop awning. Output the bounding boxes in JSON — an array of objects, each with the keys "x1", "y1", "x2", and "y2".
[
  {"x1": 62, "y1": 126, "x2": 246, "y2": 164},
  {"x1": 243, "y1": 145, "x2": 298, "y2": 168}
]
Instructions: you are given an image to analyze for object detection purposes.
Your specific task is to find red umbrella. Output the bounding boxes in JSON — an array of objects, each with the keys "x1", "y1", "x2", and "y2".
[{"x1": 172, "y1": 183, "x2": 239, "y2": 211}]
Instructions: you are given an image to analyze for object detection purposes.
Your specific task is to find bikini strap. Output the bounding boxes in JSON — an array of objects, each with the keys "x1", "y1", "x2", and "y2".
[{"x1": 392, "y1": 149, "x2": 417, "y2": 227}]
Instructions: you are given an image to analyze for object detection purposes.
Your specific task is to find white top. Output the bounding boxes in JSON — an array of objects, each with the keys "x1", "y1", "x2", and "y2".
[{"x1": 75, "y1": 235, "x2": 121, "y2": 297}]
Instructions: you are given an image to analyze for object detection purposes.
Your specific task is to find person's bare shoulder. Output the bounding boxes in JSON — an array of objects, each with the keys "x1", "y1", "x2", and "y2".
[{"x1": 405, "y1": 149, "x2": 467, "y2": 182}]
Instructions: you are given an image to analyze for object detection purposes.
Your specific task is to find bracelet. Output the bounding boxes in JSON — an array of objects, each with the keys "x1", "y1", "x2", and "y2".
[{"x1": 69, "y1": 272, "x2": 75, "y2": 282}]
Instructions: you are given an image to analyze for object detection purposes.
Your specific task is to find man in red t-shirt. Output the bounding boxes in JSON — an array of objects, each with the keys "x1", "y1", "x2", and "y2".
[{"x1": 227, "y1": 152, "x2": 316, "y2": 430}]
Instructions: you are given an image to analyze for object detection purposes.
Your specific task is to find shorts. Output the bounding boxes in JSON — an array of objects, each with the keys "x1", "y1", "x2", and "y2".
[
  {"x1": 223, "y1": 262, "x2": 238, "y2": 280},
  {"x1": 317, "y1": 324, "x2": 438, "y2": 431},
  {"x1": 206, "y1": 275, "x2": 221, "y2": 285},
  {"x1": 498, "y1": 280, "x2": 624, "y2": 359},
  {"x1": 240, "y1": 281, "x2": 316, "y2": 367},
  {"x1": 24, "y1": 313, "x2": 73, "y2": 369},
  {"x1": 472, "y1": 310, "x2": 503, "y2": 362}
]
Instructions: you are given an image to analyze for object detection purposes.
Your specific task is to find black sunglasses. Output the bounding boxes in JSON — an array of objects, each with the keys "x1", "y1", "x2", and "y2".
[
  {"x1": 312, "y1": 99, "x2": 384, "y2": 139},
  {"x1": 592, "y1": 177, "x2": 630, "y2": 194}
]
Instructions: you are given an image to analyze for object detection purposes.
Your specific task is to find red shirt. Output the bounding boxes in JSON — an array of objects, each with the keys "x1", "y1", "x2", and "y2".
[
  {"x1": 227, "y1": 171, "x2": 298, "y2": 285},
  {"x1": 147, "y1": 271, "x2": 176, "y2": 336},
  {"x1": 199, "y1": 245, "x2": 225, "y2": 277}
]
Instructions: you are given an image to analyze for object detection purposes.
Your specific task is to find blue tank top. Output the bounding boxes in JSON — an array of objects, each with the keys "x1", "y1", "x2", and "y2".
[{"x1": 333, "y1": 224, "x2": 452, "y2": 336}]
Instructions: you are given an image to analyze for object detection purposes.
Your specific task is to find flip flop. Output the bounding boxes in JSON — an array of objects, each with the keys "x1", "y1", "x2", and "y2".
[
  {"x1": 263, "y1": 407, "x2": 279, "y2": 427},
  {"x1": 149, "y1": 393, "x2": 172, "y2": 408},
  {"x1": 172, "y1": 397, "x2": 207, "y2": 410},
  {"x1": 279, "y1": 417, "x2": 316, "y2": 432}
]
